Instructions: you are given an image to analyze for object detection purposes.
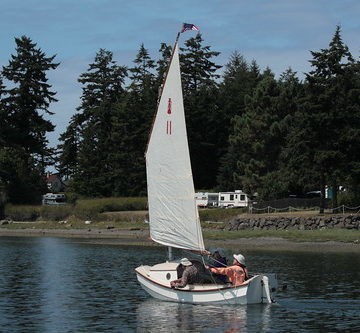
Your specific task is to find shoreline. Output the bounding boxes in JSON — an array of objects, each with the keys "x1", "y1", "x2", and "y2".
[{"x1": 1, "y1": 227, "x2": 359, "y2": 252}]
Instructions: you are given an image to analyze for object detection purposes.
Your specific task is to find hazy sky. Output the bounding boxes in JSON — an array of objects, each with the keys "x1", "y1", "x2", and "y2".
[{"x1": 1, "y1": 0, "x2": 359, "y2": 148}]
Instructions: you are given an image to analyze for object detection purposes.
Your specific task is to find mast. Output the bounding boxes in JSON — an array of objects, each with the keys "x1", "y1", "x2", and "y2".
[
  {"x1": 168, "y1": 247, "x2": 173, "y2": 261},
  {"x1": 164, "y1": 32, "x2": 180, "y2": 262}
]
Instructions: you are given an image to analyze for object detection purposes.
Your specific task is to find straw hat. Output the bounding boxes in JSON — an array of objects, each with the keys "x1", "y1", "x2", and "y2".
[
  {"x1": 180, "y1": 258, "x2": 192, "y2": 266},
  {"x1": 233, "y1": 254, "x2": 246, "y2": 265}
]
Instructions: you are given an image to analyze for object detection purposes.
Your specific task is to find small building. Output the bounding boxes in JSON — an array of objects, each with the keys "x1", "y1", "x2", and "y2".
[
  {"x1": 218, "y1": 190, "x2": 249, "y2": 208},
  {"x1": 195, "y1": 192, "x2": 219, "y2": 207},
  {"x1": 45, "y1": 173, "x2": 64, "y2": 193}
]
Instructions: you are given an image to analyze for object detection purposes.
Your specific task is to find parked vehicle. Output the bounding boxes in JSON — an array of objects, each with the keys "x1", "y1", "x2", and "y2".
[
  {"x1": 42, "y1": 193, "x2": 66, "y2": 205},
  {"x1": 195, "y1": 192, "x2": 219, "y2": 207},
  {"x1": 218, "y1": 190, "x2": 249, "y2": 208}
]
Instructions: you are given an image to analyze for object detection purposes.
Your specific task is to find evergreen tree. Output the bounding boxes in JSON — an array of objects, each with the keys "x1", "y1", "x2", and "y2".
[
  {"x1": 219, "y1": 52, "x2": 259, "y2": 131},
  {"x1": 2, "y1": 36, "x2": 58, "y2": 160},
  {"x1": 0, "y1": 75, "x2": 9, "y2": 213},
  {"x1": 269, "y1": 68, "x2": 305, "y2": 197},
  {"x1": 0, "y1": 36, "x2": 59, "y2": 203},
  {"x1": 155, "y1": 42, "x2": 172, "y2": 102},
  {"x1": 60, "y1": 49, "x2": 127, "y2": 197},
  {"x1": 216, "y1": 53, "x2": 262, "y2": 190},
  {"x1": 230, "y1": 76, "x2": 282, "y2": 198},
  {"x1": 56, "y1": 114, "x2": 81, "y2": 179},
  {"x1": 221, "y1": 69, "x2": 301, "y2": 200},
  {"x1": 289, "y1": 26, "x2": 358, "y2": 211},
  {"x1": 179, "y1": 34, "x2": 222, "y2": 189},
  {"x1": 129, "y1": 43, "x2": 156, "y2": 93},
  {"x1": 156, "y1": 43, "x2": 172, "y2": 82},
  {"x1": 108, "y1": 100, "x2": 149, "y2": 196},
  {"x1": 124, "y1": 44, "x2": 158, "y2": 195},
  {"x1": 180, "y1": 33, "x2": 221, "y2": 93},
  {"x1": 0, "y1": 75, "x2": 7, "y2": 146},
  {"x1": 341, "y1": 60, "x2": 360, "y2": 205}
]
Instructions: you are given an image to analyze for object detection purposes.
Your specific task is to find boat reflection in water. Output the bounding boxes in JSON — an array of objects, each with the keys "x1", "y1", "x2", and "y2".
[{"x1": 136, "y1": 298, "x2": 271, "y2": 332}]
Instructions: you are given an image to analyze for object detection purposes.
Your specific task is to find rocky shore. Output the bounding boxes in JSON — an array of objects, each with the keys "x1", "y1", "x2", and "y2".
[{"x1": 225, "y1": 214, "x2": 360, "y2": 231}]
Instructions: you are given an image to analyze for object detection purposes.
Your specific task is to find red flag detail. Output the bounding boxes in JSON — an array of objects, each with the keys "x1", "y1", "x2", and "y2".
[{"x1": 167, "y1": 98, "x2": 172, "y2": 114}]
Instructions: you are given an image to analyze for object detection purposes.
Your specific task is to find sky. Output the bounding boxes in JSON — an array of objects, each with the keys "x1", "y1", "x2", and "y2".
[{"x1": 1, "y1": 0, "x2": 359, "y2": 150}]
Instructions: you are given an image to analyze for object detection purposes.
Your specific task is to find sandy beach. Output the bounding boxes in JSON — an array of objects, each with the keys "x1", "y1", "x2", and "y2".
[{"x1": 1, "y1": 227, "x2": 359, "y2": 252}]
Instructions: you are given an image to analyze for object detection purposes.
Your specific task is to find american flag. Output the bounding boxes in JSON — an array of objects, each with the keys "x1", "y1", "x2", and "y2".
[{"x1": 181, "y1": 23, "x2": 199, "y2": 33}]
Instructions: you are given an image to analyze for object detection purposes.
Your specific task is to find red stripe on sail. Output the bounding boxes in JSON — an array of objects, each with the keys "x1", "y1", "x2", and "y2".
[{"x1": 166, "y1": 121, "x2": 172, "y2": 135}]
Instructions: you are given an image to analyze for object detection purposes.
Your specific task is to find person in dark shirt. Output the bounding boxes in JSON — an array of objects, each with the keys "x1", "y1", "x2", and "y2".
[
  {"x1": 209, "y1": 248, "x2": 227, "y2": 268},
  {"x1": 208, "y1": 249, "x2": 228, "y2": 283},
  {"x1": 171, "y1": 258, "x2": 204, "y2": 288}
]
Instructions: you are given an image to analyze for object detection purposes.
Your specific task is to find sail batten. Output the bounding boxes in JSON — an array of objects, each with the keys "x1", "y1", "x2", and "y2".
[{"x1": 146, "y1": 42, "x2": 205, "y2": 252}]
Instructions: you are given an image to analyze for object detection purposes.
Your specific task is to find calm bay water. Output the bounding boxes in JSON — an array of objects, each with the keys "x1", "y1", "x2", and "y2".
[{"x1": 0, "y1": 236, "x2": 359, "y2": 332}]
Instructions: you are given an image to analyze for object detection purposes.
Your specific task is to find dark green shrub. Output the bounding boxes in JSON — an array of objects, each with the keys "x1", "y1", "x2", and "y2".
[
  {"x1": 5, "y1": 204, "x2": 40, "y2": 221},
  {"x1": 5, "y1": 197, "x2": 148, "y2": 222},
  {"x1": 40, "y1": 205, "x2": 73, "y2": 221},
  {"x1": 199, "y1": 207, "x2": 246, "y2": 223},
  {"x1": 64, "y1": 192, "x2": 80, "y2": 204},
  {"x1": 73, "y1": 197, "x2": 147, "y2": 220}
]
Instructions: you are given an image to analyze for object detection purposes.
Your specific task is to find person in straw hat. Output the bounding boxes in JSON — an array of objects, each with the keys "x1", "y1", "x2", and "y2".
[
  {"x1": 170, "y1": 258, "x2": 205, "y2": 288},
  {"x1": 206, "y1": 253, "x2": 249, "y2": 286}
]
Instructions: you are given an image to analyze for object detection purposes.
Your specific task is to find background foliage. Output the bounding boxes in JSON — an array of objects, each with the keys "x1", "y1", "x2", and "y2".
[{"x1": 1, "y1": 26, "x2": 360, "y2": 211}]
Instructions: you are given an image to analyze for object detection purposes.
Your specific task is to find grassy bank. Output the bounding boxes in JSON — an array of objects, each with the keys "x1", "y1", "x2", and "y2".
[
  {"x1": 2, "y1": 202, "x2": 360, "y2": 243},
  {"x1": 3, "y1": 202, "x2": 242, "y2": 224},
  {"x1": 2, "y1": 219, "x2": 146, "y2": 231},
  {"x1": 2, "y1": 220, "x2": 359, "y2": 243},
  {"x1": 3, "y1": 197, "x2": 148, "y2": 222}
]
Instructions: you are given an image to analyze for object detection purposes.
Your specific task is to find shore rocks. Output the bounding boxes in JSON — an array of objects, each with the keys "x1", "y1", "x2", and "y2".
[{"x1": 225, "y1": 215, "x2": 360, "y2": 231}]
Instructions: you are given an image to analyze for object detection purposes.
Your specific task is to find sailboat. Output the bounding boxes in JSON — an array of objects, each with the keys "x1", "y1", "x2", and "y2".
[{"x1": 135, "y1": 28, "x2": 277, "y2": 304}]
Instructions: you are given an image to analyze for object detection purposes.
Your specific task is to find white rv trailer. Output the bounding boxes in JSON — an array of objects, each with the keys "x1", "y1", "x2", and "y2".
[
  {"x1": 42, "y1": 193, "x2": 66, "y2": 205},
  {"x1": 218, "y1": 190, "x2": 249, "y2": 208},
  {"x1": 195, "y1": 192, "x2": 219, "y2": 207}
]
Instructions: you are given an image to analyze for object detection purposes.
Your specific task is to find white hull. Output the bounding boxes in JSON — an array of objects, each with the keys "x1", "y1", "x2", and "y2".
[{"x1": 135, "y1": 262, "x2": 275, "y2": 305}]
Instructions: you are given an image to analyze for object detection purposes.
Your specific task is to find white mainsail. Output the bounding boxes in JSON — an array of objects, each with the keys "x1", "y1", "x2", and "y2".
[{"x1": 146, "y1": 42, "x2": 205, "y2": 252}]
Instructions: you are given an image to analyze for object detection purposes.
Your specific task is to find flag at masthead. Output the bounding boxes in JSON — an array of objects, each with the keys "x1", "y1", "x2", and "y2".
[{"x1": 181, "y1": 23, "x2": 199, "y2": 33}]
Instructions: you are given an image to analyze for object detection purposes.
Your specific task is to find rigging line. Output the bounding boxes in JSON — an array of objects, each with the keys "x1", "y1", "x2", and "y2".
[{"x1": 200, "y1": 254, "x2": 233, "y2": 305}]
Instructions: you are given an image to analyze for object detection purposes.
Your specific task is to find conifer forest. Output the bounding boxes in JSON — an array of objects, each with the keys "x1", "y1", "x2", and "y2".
[{"x1": 1, "y1": 26, "x2": 360, "y2": 208}]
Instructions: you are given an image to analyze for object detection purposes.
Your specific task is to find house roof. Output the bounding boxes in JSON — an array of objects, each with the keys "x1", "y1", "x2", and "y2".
[{"x1": 46, "y1": 174, "x2": 60, "y2": 183}]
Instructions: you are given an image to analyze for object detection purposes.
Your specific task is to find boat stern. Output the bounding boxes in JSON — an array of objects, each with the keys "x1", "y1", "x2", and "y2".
[{"x1": 246, "y1": 275, "x2": 274, "y2": 304}]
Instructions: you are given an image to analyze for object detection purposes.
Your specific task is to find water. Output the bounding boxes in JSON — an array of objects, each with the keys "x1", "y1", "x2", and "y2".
[{"x1": 0, "y1": 237, "x2": 359, "y2": 332}]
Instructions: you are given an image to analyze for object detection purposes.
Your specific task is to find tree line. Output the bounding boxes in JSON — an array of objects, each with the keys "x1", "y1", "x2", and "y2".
[{"x1": 1, "y1": 26, "x2": 360, "y2": 211}]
